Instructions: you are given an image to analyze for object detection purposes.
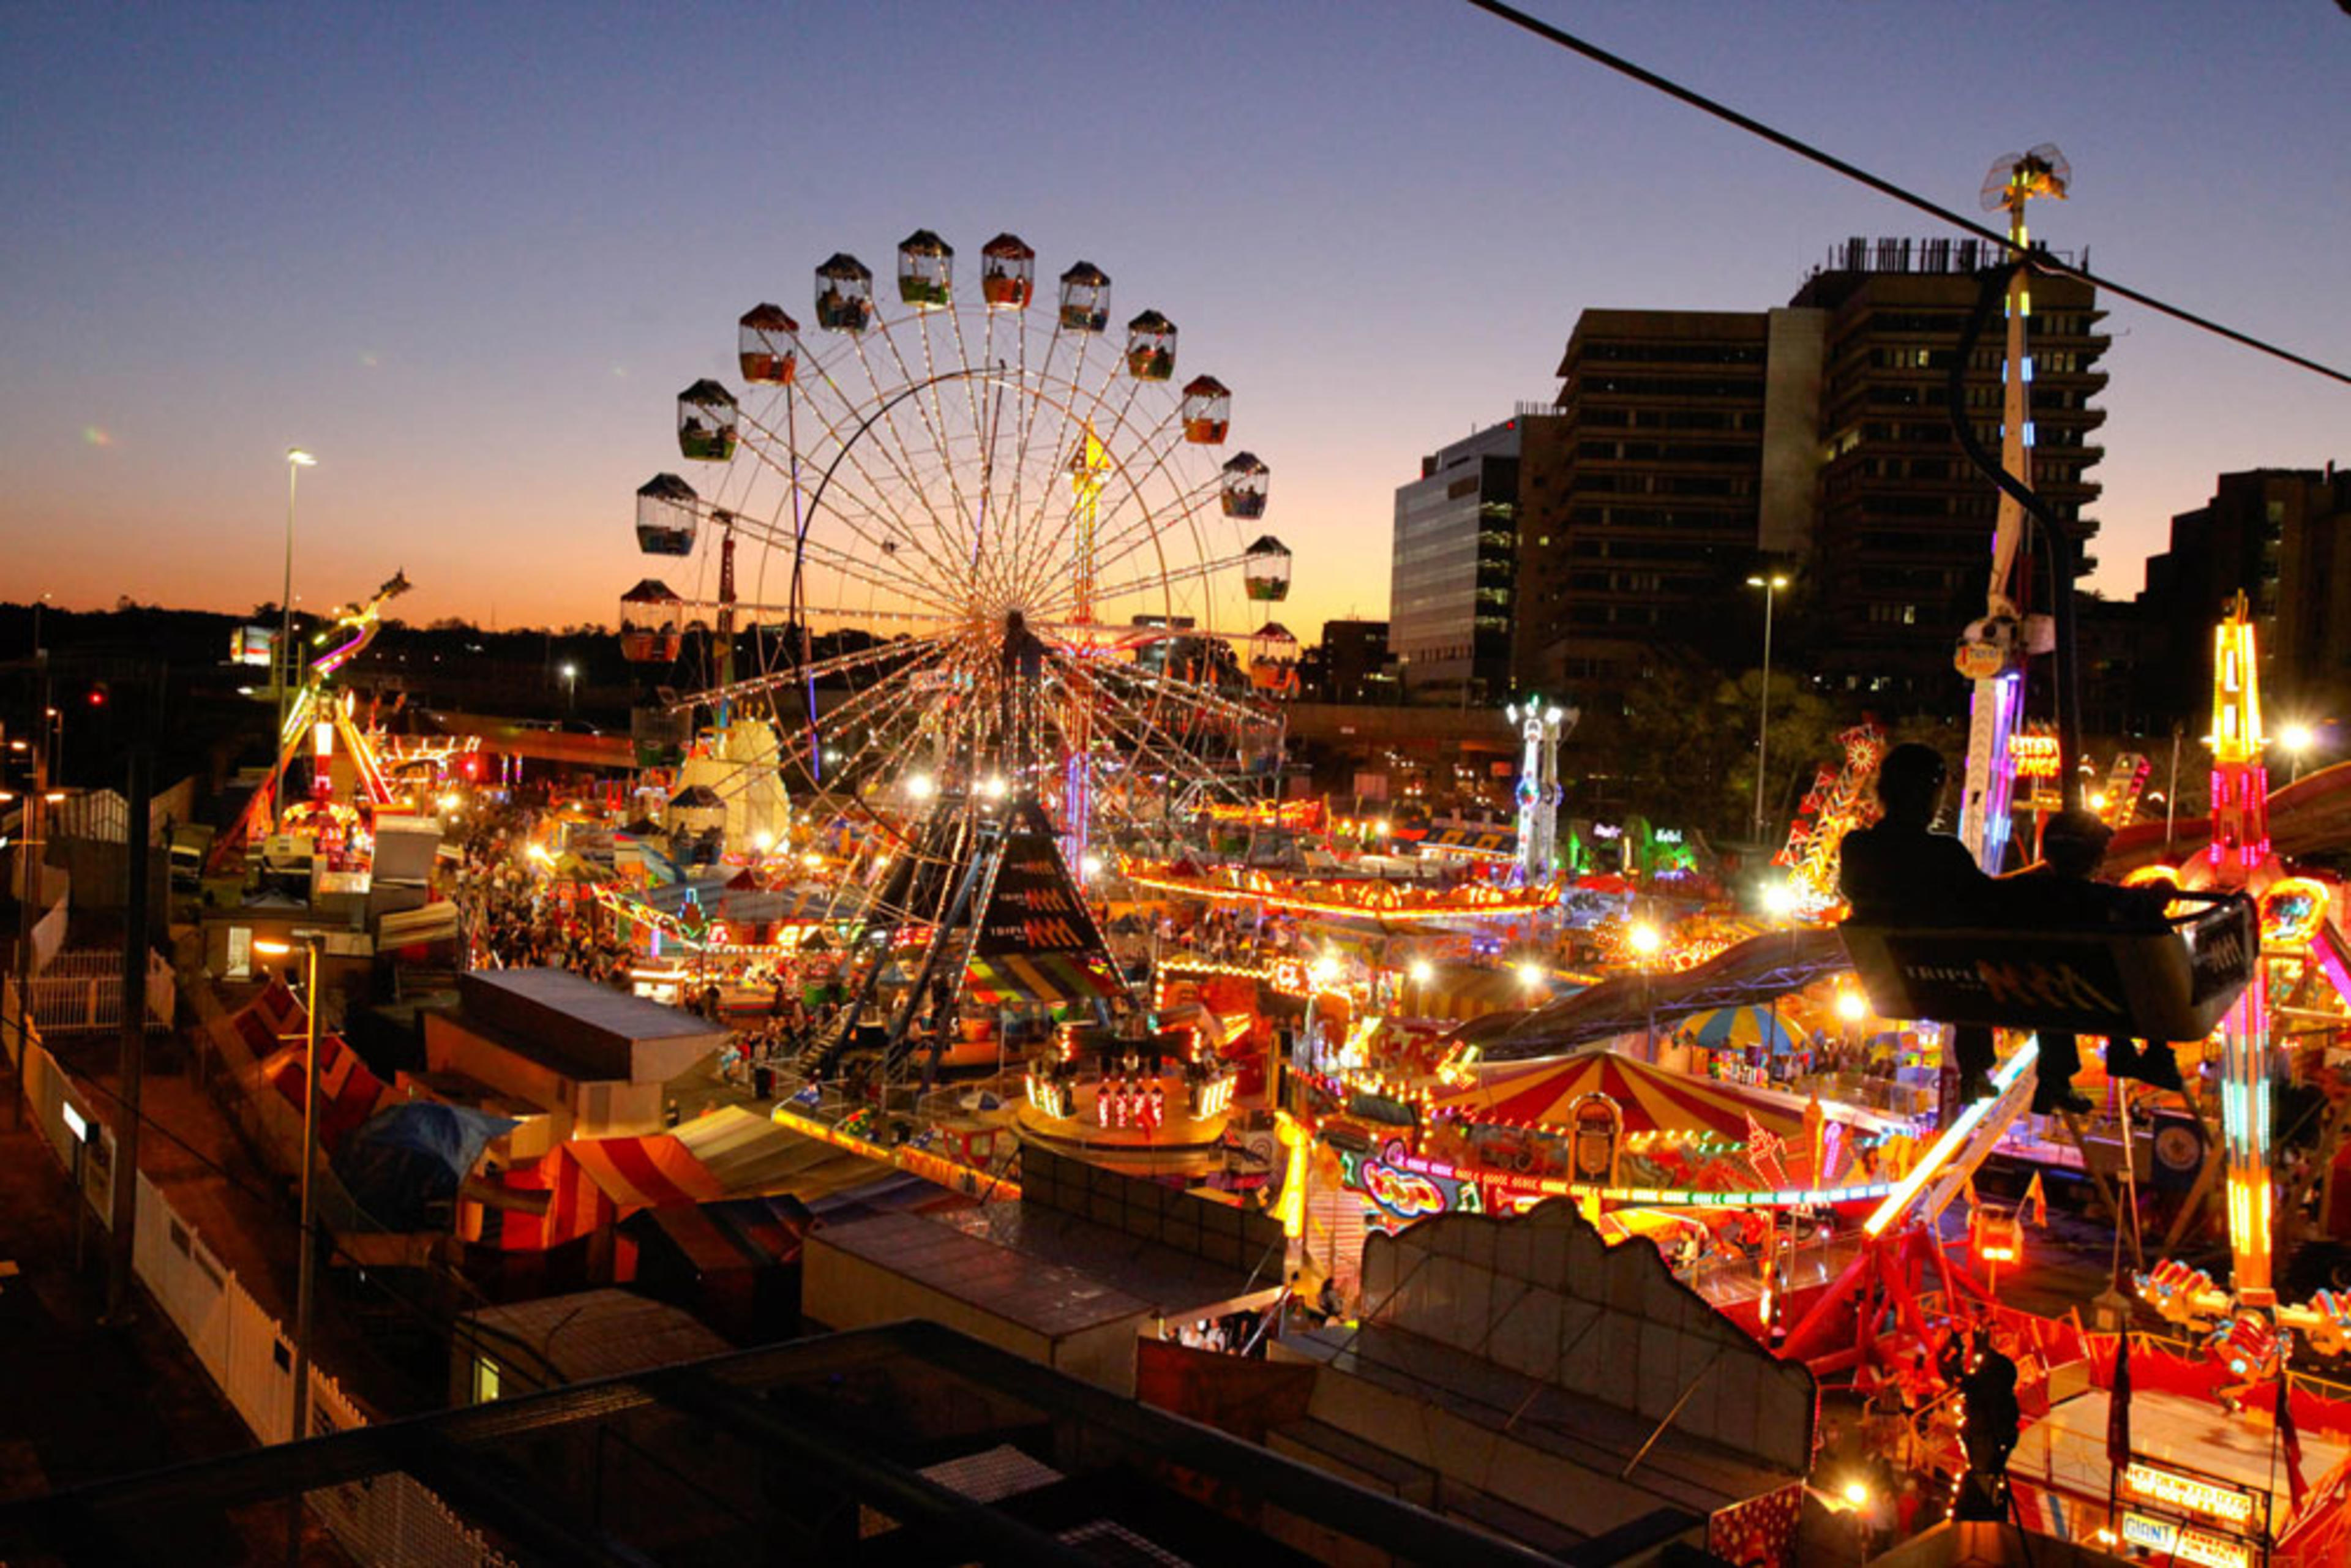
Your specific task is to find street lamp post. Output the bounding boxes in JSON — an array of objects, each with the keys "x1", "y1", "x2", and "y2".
[
  {"x1": 1629, "y1": 920, "x2": 1662, "y2": 1061},
  {"x1": 277, "y1": 450, "x2": 318, "y2": 825},
  {"x1": 2282, "y1": 722, "x2": 2315, "y2": 784},
  {"x1": 1746, "y1": 574, "x2": 1789, "y2": 845},
  {"x1": 252, "y1": 932, "x2": 321, "y2": 1556},
  {"x1": 561, "y1": 662, "x2": 579, "y2": 715}
]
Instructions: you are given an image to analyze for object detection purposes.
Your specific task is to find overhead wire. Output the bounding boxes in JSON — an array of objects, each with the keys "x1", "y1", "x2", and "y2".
[{"x1": 1460, "y1": 0, "x2": 2351, "y2": 388}]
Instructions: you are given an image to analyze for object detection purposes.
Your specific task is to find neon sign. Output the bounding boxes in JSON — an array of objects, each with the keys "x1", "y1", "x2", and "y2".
[
  {"x1": 2009, "y1": 732, "x2": 2061, "y2": 781},
  {"x1": 2123, "y1": 1463, "x2": 2256, "y2": 1527}
]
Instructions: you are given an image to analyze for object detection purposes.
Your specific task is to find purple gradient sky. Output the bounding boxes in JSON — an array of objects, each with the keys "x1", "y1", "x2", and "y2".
[{"x1": 4, "y1": 2, "x2": 2345, "y2": 640}]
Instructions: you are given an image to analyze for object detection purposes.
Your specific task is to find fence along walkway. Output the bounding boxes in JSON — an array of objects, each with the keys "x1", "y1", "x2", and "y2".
[{"x1": 4, "y1": 975, "x2": 513, "y2": 1566}]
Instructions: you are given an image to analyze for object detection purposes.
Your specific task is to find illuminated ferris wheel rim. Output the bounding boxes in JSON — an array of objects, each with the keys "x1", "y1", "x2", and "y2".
[{"x1": 652, "y1": 354, "x2": 1284, "y2": 641}]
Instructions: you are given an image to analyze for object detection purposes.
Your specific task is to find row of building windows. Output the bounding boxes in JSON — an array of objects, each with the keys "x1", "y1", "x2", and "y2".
[
  {"x1": 1575, "y1": 473, "x2": 1757, "y2": 497},
  {"x1": 1576, "y1": 340, "x2": 1765, "y2": 365},
  {"x1": 1565, "y1": 505, "x2": 1750, "y2": 531},
  {"x1": 1567, "y1": 374, "x2": 1764, "y2": 399},
  {"x1": 1564, "y1": 537, "x2": 1738, "y2": 562},
  {"x1": 1577, "y1": 406, "x2": 1763, "y2": 432},
  {"x1": 1573, "y1": 440, "x2": 1756, "y2": 464}
]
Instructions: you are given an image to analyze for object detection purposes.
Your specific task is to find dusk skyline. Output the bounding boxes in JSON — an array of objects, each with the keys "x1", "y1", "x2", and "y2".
[{"x1": 6, "y1": 1, "x2": 2347, "y2": 639}]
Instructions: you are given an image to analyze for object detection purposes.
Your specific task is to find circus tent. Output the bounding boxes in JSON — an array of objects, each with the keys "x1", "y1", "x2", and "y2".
[{"x1": 1428, "y1": 1049, "x2": 1822, "y2": 1144}]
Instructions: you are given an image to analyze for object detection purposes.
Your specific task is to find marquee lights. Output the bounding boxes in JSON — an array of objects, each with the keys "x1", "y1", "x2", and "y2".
[
  {"x1": 2122, "y1": 1463, "x2": 2256, "y2": 1528},
  {"x1": 1374, "y1": 1144, "x2": 1892, "y2": 1211},
  {"x1": 1121, "y1": 863, "x2": 1558, "y2": 926}
]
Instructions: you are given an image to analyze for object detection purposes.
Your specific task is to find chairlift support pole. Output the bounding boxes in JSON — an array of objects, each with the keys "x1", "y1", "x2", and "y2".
[{"x1": 1955, "y1": 155, "x2": 2061, "y2": 871}]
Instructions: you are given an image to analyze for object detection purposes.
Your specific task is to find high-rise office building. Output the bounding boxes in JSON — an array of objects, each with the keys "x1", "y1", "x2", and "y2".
[
  {"x1": 1513, "y1": 238, "x2": 2107, "y2": 718},
  {"x1": 1514, "y1": 311, "x2": 1821, "y2": 706},
  {"x1": 2136, "y1": 466, "x2": 2351, "y2": 729},
  {"x1": 1313, "y1": 619, "x2": 1397, "y2": 704},
  {"x1": 1390, "y1": 416, "x2": 1561, "y2": 705},
  {"x1": 1793, "y1": 238, "x2": 2107, "y2": 702}
]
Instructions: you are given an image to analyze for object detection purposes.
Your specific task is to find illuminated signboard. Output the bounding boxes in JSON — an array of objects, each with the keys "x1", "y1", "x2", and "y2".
[
  {"x1": 2009, "y1": 732, "x2": 2061, "y2": 781},
  {"x1": 2121, "y1": 1513, "x2": 2252, "y2": 1568},
  {"x1": 2123, "y1": 1462, "x2": 2256, "y2": 1527},
  {"x1": 230, "y1": 625, "x2": 277, "y2": 667}
]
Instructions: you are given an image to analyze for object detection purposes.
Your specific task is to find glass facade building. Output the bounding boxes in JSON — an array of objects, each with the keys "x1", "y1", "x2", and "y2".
[{"x1": 1389, "y1": 419, "x2": 1541, "y2": 705}]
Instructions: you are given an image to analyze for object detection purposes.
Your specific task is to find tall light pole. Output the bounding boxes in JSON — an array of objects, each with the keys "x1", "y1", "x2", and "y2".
[
  {"x1": 277, "y1": 450, "x2": 318, "y2": 825},
  {"x1": 1747, "y1": 573, "x2": 1789, "y2": 844},
  {"x1": 560, "y1": 661, "x2": 579, "y2": 715},
  {"x1": 252, "y1": 932, "x2": 321, "y2": 1555},
  {"x1": 2282, "y1": 722, "x2": 2315, "y2": 784},
  {"x1": 1629, "y1": 920, "x2": 1662, "y2": 1061}
]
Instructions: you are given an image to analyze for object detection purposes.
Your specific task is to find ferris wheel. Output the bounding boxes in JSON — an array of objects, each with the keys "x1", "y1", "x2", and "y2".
[{"x1": 619, "y1": 230, "x2": 1294, "y2": 877}]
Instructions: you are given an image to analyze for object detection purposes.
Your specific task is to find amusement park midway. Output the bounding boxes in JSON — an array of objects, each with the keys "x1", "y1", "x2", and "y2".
[{"x1": 4, "y1": 7, "x2": 2351, "y2": 1561}]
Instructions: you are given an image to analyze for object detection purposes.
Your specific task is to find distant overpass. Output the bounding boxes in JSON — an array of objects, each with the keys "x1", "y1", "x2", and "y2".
[
  {"x1": 1281, "y1": 703, "x2": 1518, "y2": 753},
  {"x1": 412, "y1": 713, "x2": 636, "y2": 770},
  {"x1": 408, "y1": 700, "x2": 1525, "y2": 776}
]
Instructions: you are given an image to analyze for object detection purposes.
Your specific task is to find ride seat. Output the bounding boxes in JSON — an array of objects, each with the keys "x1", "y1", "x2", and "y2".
[{"x1": 1839, "y1": 890, "x2": 2255, "y2": 1041}]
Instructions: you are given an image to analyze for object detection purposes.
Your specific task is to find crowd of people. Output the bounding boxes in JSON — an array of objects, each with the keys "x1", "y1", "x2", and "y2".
[{"x1": 450, "y1": 807, "x2": 634, "y2": 986}]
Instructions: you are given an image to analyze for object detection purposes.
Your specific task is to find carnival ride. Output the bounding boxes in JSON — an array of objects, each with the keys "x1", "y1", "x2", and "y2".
[
  {"x1": 1952, "y1": 144, "x2": 2070, "y2": 872},
  {"x1": 2117, "y1": 600, "x2": 2351, "y2": 1355},
  {"x1": 621, "y1": 231, "x2": 1292, "y2": 866},
  {"x1": 1774, "y1": 721, "x2": 1884, "y2": 913},
  {"x1": 621, "y1": 231, "x2": 1301, "y2": 1086},
  {"x1": 209, "y1": 569, "x2": 413, "y2": 876}
]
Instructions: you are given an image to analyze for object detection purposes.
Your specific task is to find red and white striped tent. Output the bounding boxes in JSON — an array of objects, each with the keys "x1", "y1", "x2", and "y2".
[
  {"x1": 1430, "y1": 1049, "x2": 1813, "y2": 1146},
  {"x1": 474, "y1": 1133, "x2": 726, "y2": 1251}
]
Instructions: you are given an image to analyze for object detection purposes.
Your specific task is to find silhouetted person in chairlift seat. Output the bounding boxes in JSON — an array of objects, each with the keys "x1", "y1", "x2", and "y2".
[
  {"x1": 1839, "y1": 744, "x2": 2000, "y2": 1101},
  {"x1": 2005, "y1": 808, "x2": 2185, "y2": 1096}
]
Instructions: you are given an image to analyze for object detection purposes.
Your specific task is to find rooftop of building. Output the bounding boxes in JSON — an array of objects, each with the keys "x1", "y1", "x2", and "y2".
[
  {"x1": 0, "y1": 1320, "x2": 1570, "y2": 1567},
  {"x1": 457, "y1": 1287, "x2": 732, "y2": 1389}
]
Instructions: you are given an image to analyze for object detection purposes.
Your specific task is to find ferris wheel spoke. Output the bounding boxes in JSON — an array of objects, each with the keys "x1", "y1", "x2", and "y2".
[
  {"x1": 713, "y1": 509, "x2": 960, "y2": 613},
  {"x1": 769, "y1": 643, "x2": 964, "y2": 786},
  {"x1": 670, "y1": 631, "x2": 957, "y2": 715},
  {"x1": 945, "y1": 307, "x2": 1005, "y2": 576},
  {"x1": 991, "y1": 364, "x2": 1120, "y2": 612},
  {"x1": 728, "y1": 411, "x2": 969, "y2": 611},
  {"x1": 1032, "y1": 488, "x2": 1231, "y2": 617},
  {"x1": 671, "y1": 593, "x2": 960, "y2": 633},
  {"x1": 864, "y1": 321, "x2": 993, "y2": 605},
  {"x1": 902, "y1": 314, "x2": 994, "y2": 593},
  {"x1": 999, "y1": 318, "x2": 1066, "y2": 609},
  {"x1": 1092, "y1": 662, "x2": 1269, "y2": 733},
  {"x1": 792, "y1": 358, "x2": 975, "y2": 598},
  {"x1": 997, "y1": 347, "x2": 1100, "y2": 608},
  {"x1": 788, "y1": 527, "x2": 963, "y2": 613},
  {"x1": 1032, "y1": 426, "x2": 1209, "y2": 601},
  {"x1": 769, "y1": 373, "x2": 977, "y2": 601},
  {"x1": 1009, "y1": 404, "x2": 1199, "y2": 613},
  {"x1": 1065, "y1": 673, "x2": 1239, "y2": 798}
]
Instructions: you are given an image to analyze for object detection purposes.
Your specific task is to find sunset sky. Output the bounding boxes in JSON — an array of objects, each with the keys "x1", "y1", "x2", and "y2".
[{"x1": 4, "y1": 2, "x2": 2346, "y2": 641}]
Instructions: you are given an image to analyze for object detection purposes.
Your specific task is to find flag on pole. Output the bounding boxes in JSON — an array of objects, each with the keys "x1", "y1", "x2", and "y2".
[
  {"x1": 2107, "y1": 1334, "x2": 2132, "y2": 1471},
  {"x1": 2279, "y1": 1373, "x2": 2310, "y2": 1514},
  {"x1": 2024, "y1": 1171, "x2": 2048, "y2": 1228}
]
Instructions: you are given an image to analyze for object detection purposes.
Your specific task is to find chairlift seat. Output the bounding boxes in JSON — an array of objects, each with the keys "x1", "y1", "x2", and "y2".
[{"x1": 1839, "y1": 891, "x2": 2255, "y2": 1042}]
